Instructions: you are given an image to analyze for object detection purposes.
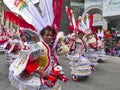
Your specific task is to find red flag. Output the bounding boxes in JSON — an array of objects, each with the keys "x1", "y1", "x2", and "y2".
[
  {"x1": 89, "y1": 14, "x2": 93, "y2": 29},
  {"x1": 4, "y1": 11, "x2": 36, "y2": 31},
  {"x1": 66, "y1": 6, "x2": 76, "y2": 32},
  {"x1": 52, "y1": 0, "x2": 64, "y2": 31}
]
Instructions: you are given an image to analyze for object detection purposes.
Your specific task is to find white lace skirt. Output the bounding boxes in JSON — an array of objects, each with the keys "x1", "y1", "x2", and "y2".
[
  {"x1": 85, "y1": 50, "x2": 98, "y2": 66},
  {"x1": 9, "y1": 73, "x2": 61, "y2": 90},
  {"x1": 96, "y1": 50, "x2": 107, "y2": 61},
  {"x1": 18, "y1": 80, "x2": 61, "y2": 90}
]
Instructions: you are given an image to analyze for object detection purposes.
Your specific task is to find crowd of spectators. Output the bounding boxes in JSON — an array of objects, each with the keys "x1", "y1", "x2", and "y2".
[{"x1": 104, "y1": 30, "x2": 120, "y2": 57}]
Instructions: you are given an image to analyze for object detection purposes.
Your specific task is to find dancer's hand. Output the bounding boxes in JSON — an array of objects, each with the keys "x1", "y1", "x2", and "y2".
[
  {"x1": 20, "y1": 70, "x2": 31, "y2": 80},
  {"x1": 36, "y1": 69, "x2": 47, "y2": 78}
]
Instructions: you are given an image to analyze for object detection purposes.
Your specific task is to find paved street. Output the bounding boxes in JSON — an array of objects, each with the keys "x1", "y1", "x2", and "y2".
[{"x1": 0, "y1": 53, "x2": 120, "y2": 90}]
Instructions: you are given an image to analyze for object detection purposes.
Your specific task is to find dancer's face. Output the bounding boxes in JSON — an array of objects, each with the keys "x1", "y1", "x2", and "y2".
[
  {"x1": 78, "y1": 32, "x2": 84, "y2": 39},
  {"x1": 42, "y1": 30, "x2": 54, "y2": 45}
]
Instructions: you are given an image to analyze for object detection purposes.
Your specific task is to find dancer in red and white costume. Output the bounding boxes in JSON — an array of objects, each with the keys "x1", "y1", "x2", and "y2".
[
  {"x1": 66, "y1": 7, "x2": 92, "y2": 82},
  {"x1": 96, "y1": 29, "x2": 107, "y2": 62},
  {"x1": 4, "y1": 0, "x2": 69, "y2": 90}
]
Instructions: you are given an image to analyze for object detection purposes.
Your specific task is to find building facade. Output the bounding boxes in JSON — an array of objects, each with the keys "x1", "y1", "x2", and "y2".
[
  {"x1": 0, "y1": 1, "x2": 15, "y2": 31},
  {"x1": 71, "y1": 0, "x2": 120, "y2": 31},
  {"x1": 71, "y1": 0, "x2": 105, "y2": 29},
  {"x1": 103, "y1": 0, "x2": 120, "y2": 31}
]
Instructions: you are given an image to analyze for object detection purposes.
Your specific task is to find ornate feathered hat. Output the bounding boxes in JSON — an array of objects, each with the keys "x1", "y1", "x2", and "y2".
[
  {"x1": 3, "y1": 0, "x2": 64, "y2": 37},
  {"x1": 66, "y1": 6, "x2": 93, "y2": 36},
  {"x1": 3, "y1": 0, "x2": 65, "y2": 49},
  {"x1": 96, "y1": 29, "x2": 104, "y2": 39}
]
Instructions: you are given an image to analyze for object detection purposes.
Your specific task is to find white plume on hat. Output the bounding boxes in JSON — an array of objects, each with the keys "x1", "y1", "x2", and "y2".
[
  {"x1": 97, "y1": 29, "x2": 104, "y2": 38},
  {"x1": 86, "y1": 14, "x2": 90, "y2": 29},
  {"x1": 78, "y1": 16, "x2": 87, "y2": 30},
  {"x1": 77, "y1": 14, "x2": 92, "y2": 35}
]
